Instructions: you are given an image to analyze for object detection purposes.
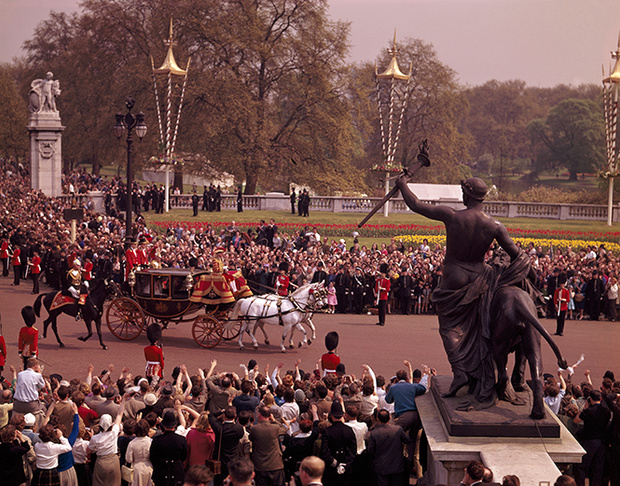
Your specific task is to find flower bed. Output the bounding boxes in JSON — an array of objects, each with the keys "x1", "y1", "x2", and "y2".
[
  {"x1": 149, "y1": 221, "x2": 445, "y2": 239},
  {"x1": 395, "y1": 234, "x2": 620, "y2": 255},
  {"x1": 149, "y1": 220, "x2": 620, "y2": 243}
]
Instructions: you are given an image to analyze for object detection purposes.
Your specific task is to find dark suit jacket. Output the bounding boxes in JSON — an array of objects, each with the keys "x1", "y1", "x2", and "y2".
[
  {"x1": 208, "y1": 415, "x2": 245, "y2": 465},
  {"x1": 319, "y1": 421, "x2": 356, "y2": 469},
  {"x1": 367, "y1": 423, "x2": 412, "y2": 474},
  {"x1": 150, "y1": 430, "x2": 188, "y2": 486}
]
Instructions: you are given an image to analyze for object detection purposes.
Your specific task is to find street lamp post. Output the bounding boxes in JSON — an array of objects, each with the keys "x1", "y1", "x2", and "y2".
[{"x1": 114, "y1": 96, "x2": 147, "y2": 241}]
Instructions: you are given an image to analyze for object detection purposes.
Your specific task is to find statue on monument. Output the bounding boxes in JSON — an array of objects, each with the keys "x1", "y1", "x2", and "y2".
[
  {"x1": 29, "y1": 72, "x2": 61, "y2": 114},
  {"x1": 392, "y1": 146, "x2": 567, "y2": 419}
]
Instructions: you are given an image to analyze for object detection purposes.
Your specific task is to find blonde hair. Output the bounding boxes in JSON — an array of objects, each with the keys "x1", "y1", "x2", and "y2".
[
  {"x1": 262, "y1": 392, "x2": 275, "y2": 407},
  {"x1": 194, "y1": 412, "x2": 211, "y2": 433}
]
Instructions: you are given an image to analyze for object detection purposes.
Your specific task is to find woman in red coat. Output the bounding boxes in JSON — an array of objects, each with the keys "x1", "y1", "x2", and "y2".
[{"x1": 185, "y1": 412, "x2": 215, "y2": 467}]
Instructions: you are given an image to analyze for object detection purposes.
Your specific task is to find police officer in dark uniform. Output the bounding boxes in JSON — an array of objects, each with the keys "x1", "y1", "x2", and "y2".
[
  {"x1": 335, "y1": 266, "x2": 349, "y2": 314},
  {"x1": 398, "y1": 267, "x2": 413, "y2": 315},
  {"x1": 351, "y1": 267, "x2": 366, "y2": 314},
  {"x1": 191, "y1": 191, "x2": 199, "y2": 217},
  {"x1": 312, "y1": 262, "x2": 328, "y2": 286},
  {"x1": 150, "y1": 411, "x2": 188, "y2": 485},
  {"x1": 237, "y1": 187, "x2": 243, "y2": 213},
  {"x1": 290, "y1": 189, "x2": 296, "y2": 215}
]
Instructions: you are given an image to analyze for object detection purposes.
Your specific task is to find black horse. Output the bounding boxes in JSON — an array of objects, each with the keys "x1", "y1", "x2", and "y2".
[
  {"x1": 491, "y1": 285, "x2": 568, "y2": 419},
  {"x1": 33, "y1": 278, "x2": 115, "y2": 350}
]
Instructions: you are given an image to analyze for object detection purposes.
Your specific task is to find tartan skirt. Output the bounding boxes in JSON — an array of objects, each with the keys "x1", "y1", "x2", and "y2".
[{"x1": 32, "y1": 468, "x2": 61, "y2": 486}]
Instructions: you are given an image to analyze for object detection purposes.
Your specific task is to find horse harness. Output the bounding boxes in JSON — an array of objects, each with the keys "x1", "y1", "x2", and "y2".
[{"x1": 247, "y1": 293, "x2": 319, "y2": 326}]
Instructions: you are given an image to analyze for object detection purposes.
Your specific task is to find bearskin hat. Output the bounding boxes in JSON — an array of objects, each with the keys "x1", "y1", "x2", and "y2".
[
  {"x1": 21, "y1": 306, "x2": 36, "y2": 327},
  {"x1": 278, "y1": 261, "x2": 289, "y2": 272},
  {"x1": 146, "y1": 323, "x2": 162, "y2": 345},
  {"x1": 379, "y1": 263, "x2": 389, "y2": 275},
  {"x1": 325, "y1": 331, "x2": 339, "y2": 352}
]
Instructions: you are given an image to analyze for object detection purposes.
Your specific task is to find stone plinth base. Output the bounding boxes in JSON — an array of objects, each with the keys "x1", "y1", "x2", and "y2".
[
  {"x1": 28, "y1": 112, "x2": 64, "y2": 197},
  {"x1": 418, "y1": 377, "x2": 585, "y2": 486},
  {"x1": 431, "y1": 375, "x2": 560, "y2": 438}
]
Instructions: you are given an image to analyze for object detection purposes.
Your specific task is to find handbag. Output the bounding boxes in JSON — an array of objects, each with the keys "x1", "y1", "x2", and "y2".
[
  {"x1": 121, "y1": 464, "x2": 134, "y2": 483},
  {"x1": 574, "y1": 293, "x2": 585, "y2": 302},
  {"x1": 206, "y1": 428, "x2": 223, "y2": 475}
]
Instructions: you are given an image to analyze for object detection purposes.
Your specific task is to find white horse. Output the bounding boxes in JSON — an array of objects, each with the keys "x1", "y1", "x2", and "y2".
[
  {"x1": 228, "y1": 282, "x2": 326, "y2": 352},
  {"x1": 253, "y1": 307, "x2": 318, "y2": 349}
]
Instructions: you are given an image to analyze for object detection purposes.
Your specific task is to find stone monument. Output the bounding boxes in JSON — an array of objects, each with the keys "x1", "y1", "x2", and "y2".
[{"x1": 28, "y1": 72, "x2": 64, "y2": 197}]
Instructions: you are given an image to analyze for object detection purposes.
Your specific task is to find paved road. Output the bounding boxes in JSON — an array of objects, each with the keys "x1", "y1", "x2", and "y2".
[{"x1": 0, "y1": 277, "x2": 617, "y2": 386}]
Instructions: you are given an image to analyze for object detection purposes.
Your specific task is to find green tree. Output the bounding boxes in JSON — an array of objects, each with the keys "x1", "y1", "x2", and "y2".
[
  {"x1": 528, "y1": 98, "x2": 605, "y2": 181},
  {"x1": 0, "y1": 63, "x2": 29, "y2": 160},
  {"x1": 178, "y1": 0, "x2": 362, "y2": 194}
]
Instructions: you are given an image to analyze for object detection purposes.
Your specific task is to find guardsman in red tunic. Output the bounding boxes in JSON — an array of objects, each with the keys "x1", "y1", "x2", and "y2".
[
  {"x1": 138, "y1": 238, "x2": 149, "y2": 266},
  {"x1": 82, "y1": 257, "x2": 93, "y2": 282},
  {"x1": 18, "y1": 306, "x2": 38, "y2": 370},
  {"x1": 0, "y1": 238, "x2": 9, "y2": 276},
  {"x1": 125, "y1": 238, "x2": 139, "y2": 280},
  {"x1": 374, "y1": 263, "x2": 391, "y2": 326},
  {"x1": 553, "y1": 273, "x2": 571, "y2": 336},
  {"x1": 11, "y1": 245, "x2": 21, "y2": 286},
  {"x1": 321, "y1": 331, "x2": 341, "y2": 377},
  {"x1": 276, "y1": 261, "x2": 290, "y2": 296},
  {"x1": 30, "y1": 250, "x2": 41, "y2": 294},
  {"x1": 144, "y1": 323, "x2": 164, "y2": 381}
]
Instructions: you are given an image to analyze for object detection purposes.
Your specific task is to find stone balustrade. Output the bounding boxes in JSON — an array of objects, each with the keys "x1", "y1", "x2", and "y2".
[{"x1": 61, "y1": 193, "x2": 620, "y2": 222}]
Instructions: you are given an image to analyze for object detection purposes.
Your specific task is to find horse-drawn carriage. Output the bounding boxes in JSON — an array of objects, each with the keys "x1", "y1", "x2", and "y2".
[
  {"x1": 105, "y1": 267, "x2": 251, "y2": 348},
  {"x1": 104, "y1": 267, "x2": 327, "y2": 351}
]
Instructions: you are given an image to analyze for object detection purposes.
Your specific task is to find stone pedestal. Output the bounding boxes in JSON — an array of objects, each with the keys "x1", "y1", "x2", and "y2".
[
  {"x1": 28, "y1": 112, "x2": 64, "y2": 197},
  {"x1": 418, "y1": 377, "x2": 585, "y2": 485}
]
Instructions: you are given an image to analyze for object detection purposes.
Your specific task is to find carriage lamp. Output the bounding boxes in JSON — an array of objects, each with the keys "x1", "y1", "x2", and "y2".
[
  {"x1": 184, "y1": 273, "x2": 194, "y2": 291},
  {"x1": 128, "y1": 269, "x2": 136, "y2": 288}
]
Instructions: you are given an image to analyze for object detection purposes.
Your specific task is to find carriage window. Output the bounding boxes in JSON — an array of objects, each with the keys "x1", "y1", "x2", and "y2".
[
  {"x1": 172, "y1": 276, "x2": 189, "y2": 299},
  {"x1": 153, "y1": 275, "x2": 170, "y2": 298},
  {"x1": 135, "y1": 274, "x2": 151, "y2": 297}
]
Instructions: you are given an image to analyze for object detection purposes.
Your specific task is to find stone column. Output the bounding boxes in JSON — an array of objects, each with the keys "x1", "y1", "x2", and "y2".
[{"x1": 28, "y1": 112, "x2": 64, "y2": 197}]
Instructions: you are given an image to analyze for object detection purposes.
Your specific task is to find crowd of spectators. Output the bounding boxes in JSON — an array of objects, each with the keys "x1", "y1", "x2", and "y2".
[{"x1": 0, "y1": 163, "x2": 619, "y2": 485}]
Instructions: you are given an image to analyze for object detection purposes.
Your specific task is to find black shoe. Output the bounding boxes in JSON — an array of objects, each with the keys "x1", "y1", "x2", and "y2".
[{"x1": 376, "y1": 322, "x2": 382, "y2": 326}]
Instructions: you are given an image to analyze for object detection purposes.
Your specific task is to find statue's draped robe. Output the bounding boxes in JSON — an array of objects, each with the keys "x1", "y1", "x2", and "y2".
[{"x1": 431, "y1": 251, "x2": 532, "y2": 404}]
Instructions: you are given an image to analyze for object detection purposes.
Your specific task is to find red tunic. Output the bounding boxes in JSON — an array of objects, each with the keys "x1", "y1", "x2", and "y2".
[
  {"x1": 144, "y1": 344, "x2": 164, "y2": 377},
  {"x1": 125, "y1": 248, "x2": 139, "y2": 278},
  {"x1": 554, "y1": 287, "x2": 571, "y2": 312},
  {"x1": 31, "y1": 256, "x2": 41, "y2": 274},
  {"x1": 11, "y1": 247, "x2": 21, "y2": 266},
  {"x1": 0, "y1": 335, "x2": 6, "y2": 366},
  {"x1": 0, "y1": 241, "x2": 8, "y2": 259},
  {"x1": 82, "y1": 261, "x2": 93, "y2": 281},
  {"x1": 276, "y1": 274, "x2": 290, "y2": 296},
  {"x1": 321, "y1": 352, "x2": 340, "y2": 376},
  {"x1": 18, "y1": 326, "x2": 38, "y2": 357},
  {"x1": 375, "y1": 277, "x2": 390, "y2": 301},
  {"x1": 138, "y1": 248, "x2": 148, "y2": 266}
]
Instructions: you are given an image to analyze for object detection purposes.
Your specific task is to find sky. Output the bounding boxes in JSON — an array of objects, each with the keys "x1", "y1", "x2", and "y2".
[{"x1": 1, "y1": 0, "x2": 620, "y2": 87}]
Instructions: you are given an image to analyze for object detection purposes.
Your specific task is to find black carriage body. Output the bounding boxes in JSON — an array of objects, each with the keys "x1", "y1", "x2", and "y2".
[{"x1": 133, "y1": 268, "x2": 207, "y2": 320}]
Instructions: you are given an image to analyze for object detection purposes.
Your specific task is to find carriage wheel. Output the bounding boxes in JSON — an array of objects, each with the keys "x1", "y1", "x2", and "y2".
[
  {"x1": 106, "y1": 297, "x2": 145, "y2": 340},
  {"x1": 192, "y1": 316, "x2": 223, "y2": 349},
  {"x1": 222, "y1": 319, "x2": 242, "y2": 340}
]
